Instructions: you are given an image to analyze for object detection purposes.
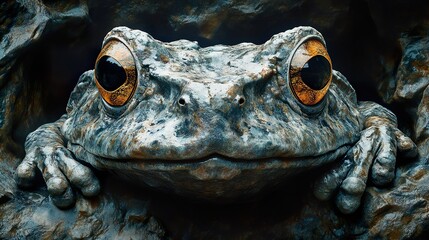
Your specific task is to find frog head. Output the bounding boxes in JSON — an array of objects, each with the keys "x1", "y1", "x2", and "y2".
[{"x1": 63, "y1": 26, "x2": 362, "y2": 199}]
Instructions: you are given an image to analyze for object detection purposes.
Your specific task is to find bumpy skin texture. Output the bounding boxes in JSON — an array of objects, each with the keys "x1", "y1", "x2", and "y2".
[{"x1": 16, "y1": 26, "x2": 416, "y2": 213}]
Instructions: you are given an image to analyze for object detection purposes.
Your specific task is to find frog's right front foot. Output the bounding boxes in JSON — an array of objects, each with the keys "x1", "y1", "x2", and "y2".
[{"x1": 16, "y1": 145, "x2": 100, "y2": 208}]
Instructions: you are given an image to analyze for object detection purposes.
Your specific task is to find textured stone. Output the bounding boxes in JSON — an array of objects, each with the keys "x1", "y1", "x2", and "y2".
[
  {"x1": 0, "y1": 183, "x2": 166, "y2": 239},
  {"x1": 416, "y1": 86, "x2": 429, "y2": 158},
  {"x1": 364, "y1": 0, "x2": 429, "y2": 104},
  {"x1": 393, "y1": 35, "x2": 429, "y2": 103},
  {"x1": 362, "y1": 165, "x2": 429, "y2": 239}
]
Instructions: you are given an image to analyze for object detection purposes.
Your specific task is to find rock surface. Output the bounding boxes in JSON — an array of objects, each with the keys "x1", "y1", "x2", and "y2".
[
  {"x1": 0, "y1": 184, "x2": 166, "y2": 239},
  {"x1": 1, "y1": 0, "x2": 429, "y2": 239}
]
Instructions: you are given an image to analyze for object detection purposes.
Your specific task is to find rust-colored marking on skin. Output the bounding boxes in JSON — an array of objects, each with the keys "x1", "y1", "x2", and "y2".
[
  {"x1": 193, "y1": 112, "x2": 203, "y2": 129},
  {"x1": 88, "y1": 196, "x2": 101, "y2": 209},
  {"x1": 226, "y1": 85, "x2": 240, "y2": 99},
  {"x1": 143, "y1": 87, "x2": 155, "y2": 98},
  {"x1": 277, "y1": 75, "x2": 286, "y2": 86},
  {"x1": 249, "y1": 73, "x2": 258, "y2": 81},
  {"x1": 411, "y1": 168, "x2": 426, "y2": 181},
  {"x1": 411, "y1": 59, "x2": 429, "y2": 73},
  {"x1": 260, "y1": 68, "x2": 274, "y2": 80},
  {"x1": 160, "y1": 54, "x2": 169, "y2": 63}
]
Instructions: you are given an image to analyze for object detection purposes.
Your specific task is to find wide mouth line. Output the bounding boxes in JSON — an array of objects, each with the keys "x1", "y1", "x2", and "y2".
[{"x1": 72, "y1": 143, "x2": 353, "y2": 164}]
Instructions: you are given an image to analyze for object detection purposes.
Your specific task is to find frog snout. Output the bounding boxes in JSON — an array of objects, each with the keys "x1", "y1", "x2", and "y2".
[{"x1": 176, "y1": 82, "x2": 245, "y2": 114}]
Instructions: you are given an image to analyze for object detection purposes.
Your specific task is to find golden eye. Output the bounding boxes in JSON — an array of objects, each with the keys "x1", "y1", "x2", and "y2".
[
  {"x1": 95, "y1": 40, "x2": 137, "y2": 106},
  {"x1": 289, "y1": 39, "x2": 332, "y2": 106}
]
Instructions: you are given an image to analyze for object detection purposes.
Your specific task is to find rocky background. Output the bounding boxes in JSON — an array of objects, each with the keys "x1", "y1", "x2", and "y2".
[{"x1": 1, "y1": 0, "x2": 429, "y2": 238}]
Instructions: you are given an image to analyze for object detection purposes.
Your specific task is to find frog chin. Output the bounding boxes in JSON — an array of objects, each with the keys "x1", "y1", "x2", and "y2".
[{"x1": 68, "y1": 143, "x2": 351, "y2": 200}]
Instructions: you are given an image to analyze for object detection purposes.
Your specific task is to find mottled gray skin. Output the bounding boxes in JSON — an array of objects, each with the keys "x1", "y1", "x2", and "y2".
[{"x1": 16, "y1": 26, "x2": 416, "y2": 213}]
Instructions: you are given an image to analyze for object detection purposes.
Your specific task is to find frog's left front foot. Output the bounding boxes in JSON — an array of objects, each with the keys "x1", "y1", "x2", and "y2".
[
  {"x1": 314, "y1": 116, "x2": 417, "y2": 214},
  {"x1": 16, "y1": 143, "x2": 100, "y2": 208}
]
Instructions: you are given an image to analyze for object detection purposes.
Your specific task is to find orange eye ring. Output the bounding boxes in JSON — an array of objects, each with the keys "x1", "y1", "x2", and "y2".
[
  {"x1": 289, "y1": 39, "x2": 332, "y2": 106},
  {"x1": 95, "y1": 40, "x2": 137, "y2": 106}
]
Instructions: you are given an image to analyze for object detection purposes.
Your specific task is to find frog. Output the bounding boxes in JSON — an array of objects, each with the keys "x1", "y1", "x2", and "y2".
[{"x1": 15, "y1": 26, "x2": 416, "y2": 214}]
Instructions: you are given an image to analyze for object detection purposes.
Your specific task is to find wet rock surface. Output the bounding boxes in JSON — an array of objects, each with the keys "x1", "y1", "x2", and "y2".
[
  {"x1": 1, "y1": 0, "x2": 429, "y2": 239},
  {"x1": 0, "y1": 176, "x2": 166, "y2": 239}
]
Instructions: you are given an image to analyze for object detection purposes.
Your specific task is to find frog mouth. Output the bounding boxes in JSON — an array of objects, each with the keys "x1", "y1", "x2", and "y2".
[
  {"x1": 69, "y1": 143, "x2": 351, "y2": 178},
  {"x1": 69, "y1": 143, "x2": 351, "y2": 199}
]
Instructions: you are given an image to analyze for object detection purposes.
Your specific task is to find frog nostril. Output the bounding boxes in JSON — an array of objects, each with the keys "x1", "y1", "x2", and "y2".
[
  {"x1": 238, "y1": 97, "x2": 245, "y2": 106},
  {"x1": 234, "y1": 95, "x2": 246, "y2": 106},
  {"x1": 178, "y1": 94, "x2": 192, "y2": 108},
  {"x1": 178, "y1": 97, "x2": 186, "y2": 106}
]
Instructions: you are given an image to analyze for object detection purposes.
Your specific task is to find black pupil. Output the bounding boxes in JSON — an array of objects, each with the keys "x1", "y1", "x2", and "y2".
[
  {"x1": 300, "y1": 55, "x2": 331, "y2": 90},
  {"x1": 95, "y1": 56, "x2": 126, "y2": 91}
]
